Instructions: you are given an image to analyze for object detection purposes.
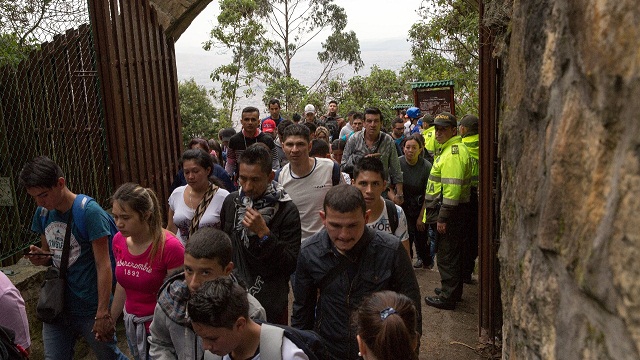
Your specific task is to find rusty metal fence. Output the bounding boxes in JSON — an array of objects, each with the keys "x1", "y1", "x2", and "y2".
[
  {"x1": 0, "y1": 0, "x2": 183, "y2": 264},
  {"x1": 0, "y1": 1, "x2": 112, "y2": 265}
]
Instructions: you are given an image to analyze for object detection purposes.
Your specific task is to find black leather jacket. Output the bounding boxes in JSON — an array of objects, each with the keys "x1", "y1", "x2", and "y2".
[{"x1": 291, "y1": 227, "x2": 422, "y2": 360}]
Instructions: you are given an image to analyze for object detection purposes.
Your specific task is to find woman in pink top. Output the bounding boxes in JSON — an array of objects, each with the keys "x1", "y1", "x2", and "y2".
[{"x1": 110, "y1": 183, "x2": 185, "y2": 360}]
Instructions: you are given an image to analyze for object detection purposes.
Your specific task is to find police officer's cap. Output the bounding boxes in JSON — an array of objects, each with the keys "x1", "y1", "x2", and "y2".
[
  {"x1": 433, "y1": 112, "x2": 457, "y2": 127},
  {"x1": 422, "y1": 114, "x2": 435, "y2": 125},
  {"x1": 460, "y1": 114, "x2": 479, "y2": 131}
]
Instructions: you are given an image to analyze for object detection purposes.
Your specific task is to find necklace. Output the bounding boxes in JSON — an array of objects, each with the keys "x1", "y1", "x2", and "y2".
[
  {"x1": 243, "y1": 133, "x2": 258, "y2": 149},
  {"x1": 188, "y1": 187, "x2": 199, "y2": 209}
]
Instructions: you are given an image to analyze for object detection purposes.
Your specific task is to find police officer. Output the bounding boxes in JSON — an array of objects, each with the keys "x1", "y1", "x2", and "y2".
[
  {"x1": 459, "y1": 114, "x2": 479, "y2": 284},
  {"x1": 422, "y1": 112, "x2": 472, "y2": 310},
  {"x1": 421, "y1": 114, "x2": 438, "y2": 164}
]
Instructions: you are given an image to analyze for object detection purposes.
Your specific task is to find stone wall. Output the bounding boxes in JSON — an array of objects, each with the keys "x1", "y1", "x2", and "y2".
[{"x1": 487, "y1": 0, "x2": 640, "y2": 358}]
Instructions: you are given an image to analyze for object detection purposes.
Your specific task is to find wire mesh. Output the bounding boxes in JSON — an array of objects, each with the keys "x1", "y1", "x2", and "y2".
[{"x1": 0, "y1": 0, "x2": 113, "y2": 264}]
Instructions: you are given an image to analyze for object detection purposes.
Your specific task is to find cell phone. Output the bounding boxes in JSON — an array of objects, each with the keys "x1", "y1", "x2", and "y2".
[{"x1": 24, "y1": 252, "x2": 53, "y2": 257}]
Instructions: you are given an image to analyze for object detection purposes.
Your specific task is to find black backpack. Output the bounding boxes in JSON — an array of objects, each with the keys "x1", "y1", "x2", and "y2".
[
  {"x1": 323, "y1": 117, "x2": 340, "y2": 142},
  {"x1": 0, "y1": 325, "x2": 27, "y2": 360},
  {"x1": 256, "y1": 320, "x2": 329, "y2": 360},
  {"x1": 384, "y1": 198, "x2": 399, "y2": 234}
]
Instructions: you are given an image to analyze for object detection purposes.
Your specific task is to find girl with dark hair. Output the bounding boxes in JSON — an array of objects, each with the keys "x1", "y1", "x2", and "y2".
[
  {"x1": 167, "y1": 149, "x2": 230, "y2": 244},
  {"x1": 110, "y1": 183, "x2": 185, "y2": 360},
  {"x1": 355, "y1": 291, "x2": 419, "y2": 360}
]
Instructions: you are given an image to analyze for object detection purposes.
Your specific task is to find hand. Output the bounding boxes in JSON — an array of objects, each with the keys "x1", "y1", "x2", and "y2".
[
  {"x1": 437, "y1": 221, "x2": 447, "y2": 234},
  {"x1": 93, "y1": 315, "x2": 116, "y2": 342},
  {"x1": 416, "y1": 219, "x2": 426, "y2": 232},
  {"x1": 24, "y1": 245, "x2": 52, "y2": 266},
  {"x1": 242, "y1": 208, "x2": 270, "y2": 238},
  {"x1": 365, "y1": 153, "x2": 381, "y2": 158}
]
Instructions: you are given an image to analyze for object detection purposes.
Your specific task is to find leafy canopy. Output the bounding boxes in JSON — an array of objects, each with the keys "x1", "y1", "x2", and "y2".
[{"x1": 178, "y1": 78, "x2": 229, "y2": 145}]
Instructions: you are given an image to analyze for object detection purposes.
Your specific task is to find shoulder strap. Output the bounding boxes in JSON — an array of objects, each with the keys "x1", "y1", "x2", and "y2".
[
  {"x1": 384, "y1": 199, "x2": 399, "y2": 234},
  {"x1": 59, "y1": 211, "x2": 73, "y2": 278},
  {"x1": 331, "y1": 162, "x2": 341, "y2": 186},
  {"x1": 189, "y1": 184, "x2": 219, "y2": 237},
  {"x1": 259, "y1": 323, "x2": 284, "y2": 360},
  {"x1": 72, "y1": 194, "x2": 93, "y2": 240}
]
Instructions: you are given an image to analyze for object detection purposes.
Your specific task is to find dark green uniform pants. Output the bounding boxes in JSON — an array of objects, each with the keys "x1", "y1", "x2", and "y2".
[{"x1": 437, "y1": 204, "x2": 470, "y2": 301}]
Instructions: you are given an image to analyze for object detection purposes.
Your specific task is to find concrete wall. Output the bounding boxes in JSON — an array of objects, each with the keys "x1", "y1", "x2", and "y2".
[{"x1": 487, "y1": 0, "x2": 640, "y2": 358}]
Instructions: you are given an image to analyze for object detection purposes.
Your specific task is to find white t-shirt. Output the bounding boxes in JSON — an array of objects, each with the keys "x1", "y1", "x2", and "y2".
[
  {"x1": 168, "y1": 185, "x2": 230, "y2": 244},
  {"x1": 367, "y1": 200, "x2": 409, "y2": 243},
  {"x1": 277, "y1": 157, "x2": 344, "y2": 241},
  {"x1": 221, "y1": 337, "x2": 309, "y2": 360}
]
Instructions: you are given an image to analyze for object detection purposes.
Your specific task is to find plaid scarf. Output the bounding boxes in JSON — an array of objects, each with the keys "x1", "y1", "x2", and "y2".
[{"x1": 235, "y1": 181, "x2": 291, "y2": 248}]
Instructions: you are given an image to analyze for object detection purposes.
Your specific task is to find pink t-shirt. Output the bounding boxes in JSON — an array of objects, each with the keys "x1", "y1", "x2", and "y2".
[{"x1": 113, "y1": 230, "x2": 184, "y2": 329}]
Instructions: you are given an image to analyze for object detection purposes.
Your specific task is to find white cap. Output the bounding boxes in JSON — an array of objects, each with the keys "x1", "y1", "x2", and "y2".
[{"x1": 304, "y1": 104, "x2": 316, "y2": 115}]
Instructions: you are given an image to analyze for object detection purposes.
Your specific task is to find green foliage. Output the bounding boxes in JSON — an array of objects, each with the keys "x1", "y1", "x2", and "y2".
[
  {"x1": 208, "y1": 0, "x2": 364, "y2": 114},
  {"x1": 262, "y1": 76, "x2": 308, "y2": 117},
  {"x1": 178, "y1": 78, "x2": 228, "y2": 145},
  {"x1": 318, "y1": 66, "x2": 412, "y2": 128},
  {"x1": 402, "y1": 0, "x2": 480, "y2": 116},
  {"x1": 265, "y1": 0, "x2": 363, "y2": 82},
  {"x1": 0, "y1": 33, "x2": 31, "y2": 67},
  {"x1": 204, "y1": 0, "x2": 274, "y2": 121}
]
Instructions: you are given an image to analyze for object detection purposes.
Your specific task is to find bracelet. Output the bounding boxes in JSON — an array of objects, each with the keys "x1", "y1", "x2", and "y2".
[{"x1": 95, "y1": 314, "x2": 112, "y2": 320}]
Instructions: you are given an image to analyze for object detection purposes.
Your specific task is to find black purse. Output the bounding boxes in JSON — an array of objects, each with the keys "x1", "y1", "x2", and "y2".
[{"x1": 36, "y1": 213, "x2": 72, "y2": 323}]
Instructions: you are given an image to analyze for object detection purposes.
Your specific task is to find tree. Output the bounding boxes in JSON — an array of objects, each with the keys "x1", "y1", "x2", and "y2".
[
  {"x1": 264, "y1": 0, "x2": 363, "y2": 79},
  {"x1": 402, "y1": 0, "x2": 480, "y2": 115},
  {"x1": 322, "y1": 66, "x2": 411, "y2": 127},
  {"x1": 204, "y1": 0, "x2": 274, "y2": 123},
  {"x1": 0, "y1": 0, "x2": 87, "y2": 45},
  {"x1": 178, "y1": 78, "x2": 228, "y2": 145},
  {"x1": 263, "y1": 0, "x2": 364, "y2": 93},
  {"x1": 262, "y1": 76, "x2": 308, "y2": 117},
  {"x1": 0, "y1": 0, "x2": 86, "y2": 67}
]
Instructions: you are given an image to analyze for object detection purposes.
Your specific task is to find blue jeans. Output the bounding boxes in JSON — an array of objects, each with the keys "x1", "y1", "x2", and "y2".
[{"x1": 42, "y1": 314, "x2": 128, "y2": 360}]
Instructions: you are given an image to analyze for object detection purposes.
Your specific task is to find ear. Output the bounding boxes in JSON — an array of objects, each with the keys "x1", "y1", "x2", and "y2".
[
  {"x1": 364, "y1": 209, "x2": 371, "y2": 224},
  {"x1": 56, "y1": 177, "x2": 66, "y2": 189},
  {"x1": 356, "y1": 335, "x2": 368, "y2": 357},
  {"x1": 268, "y1": 171, "x2": 275, "y2": 182},
  {"x1": 319, "y1": 210, "x2": 326, "y2": 224},
  {"x1": 235, "y1": 316, "x2": 247, "y2": 330},
  {"x1": 224, "y1": 262, "x2": 234, "y2": 275}
]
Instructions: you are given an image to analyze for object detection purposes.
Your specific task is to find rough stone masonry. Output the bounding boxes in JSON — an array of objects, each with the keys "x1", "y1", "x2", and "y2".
[{"x1": 486, "y1": 0, "x2": 640, "y2": 358}]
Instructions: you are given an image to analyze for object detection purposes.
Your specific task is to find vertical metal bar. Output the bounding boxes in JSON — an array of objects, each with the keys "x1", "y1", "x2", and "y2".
[{"x1": 479, "y1": 0, "x2": 502, "y2": 343}]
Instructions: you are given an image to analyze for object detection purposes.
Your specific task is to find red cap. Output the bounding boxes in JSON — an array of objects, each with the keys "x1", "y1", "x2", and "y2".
[{"x1": 262, "y1": 119, "x2": 276, "y2": 133}]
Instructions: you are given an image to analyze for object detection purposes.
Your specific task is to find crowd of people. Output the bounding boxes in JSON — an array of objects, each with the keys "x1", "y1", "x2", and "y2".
[{"x1": 11, "y1": 98, "x2": 480, "y2": 360}]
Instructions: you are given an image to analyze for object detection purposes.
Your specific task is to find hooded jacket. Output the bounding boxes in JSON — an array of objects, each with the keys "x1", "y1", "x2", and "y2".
[{"x1": 148, "y1": 272, "x2": 266, "y2": 360}]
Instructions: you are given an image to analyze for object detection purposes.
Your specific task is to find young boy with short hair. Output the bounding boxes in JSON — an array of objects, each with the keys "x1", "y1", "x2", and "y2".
[
  {"x1": 189, "y1": 277, "x2": 309, "y2": 360},
  {"x1": 148, "y1": 228, "x2": 266, "y2": 359}
]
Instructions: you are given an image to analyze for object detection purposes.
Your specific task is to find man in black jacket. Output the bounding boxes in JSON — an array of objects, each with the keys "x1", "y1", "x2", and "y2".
[
  {"x1": 291, "y1": 184, "x2": 421, "y2": 360},
  {"x1": 220, "y1": 143, "x2": 301, "y2": 326}
]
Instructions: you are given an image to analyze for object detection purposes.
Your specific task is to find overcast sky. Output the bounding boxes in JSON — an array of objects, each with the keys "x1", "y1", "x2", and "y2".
[{"x1": 174, "y1": 0, "x2": 424, "y2": 52}]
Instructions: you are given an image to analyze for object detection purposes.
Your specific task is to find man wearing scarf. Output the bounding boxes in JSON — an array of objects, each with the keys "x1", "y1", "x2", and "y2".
[{"x1": 220, "y1": 143, "x2": 301, "y2": 325}]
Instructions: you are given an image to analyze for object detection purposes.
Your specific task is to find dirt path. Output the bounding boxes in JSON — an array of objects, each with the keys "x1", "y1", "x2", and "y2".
[
  {"x1": 102, "y1": 268, "x2": 483, "y2": 360},
  {"x1": 416, "y1": 267, "x2": 482, "y2": 360}
]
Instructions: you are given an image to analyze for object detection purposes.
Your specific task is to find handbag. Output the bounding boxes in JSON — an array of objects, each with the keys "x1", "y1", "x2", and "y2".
[{"x1": 36, "y1": 212, "x2": 72, "y2": 323}]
